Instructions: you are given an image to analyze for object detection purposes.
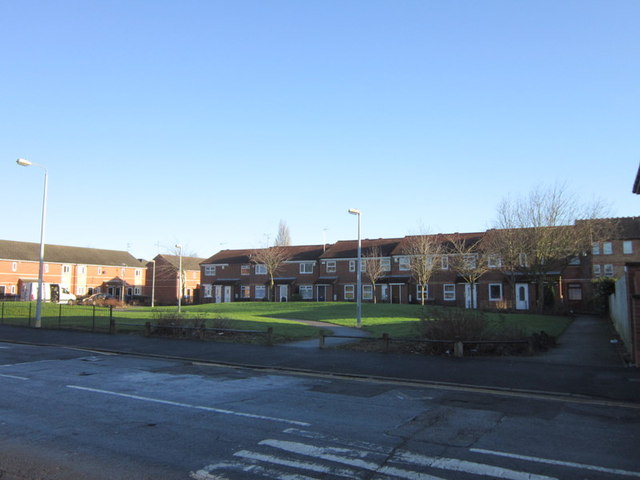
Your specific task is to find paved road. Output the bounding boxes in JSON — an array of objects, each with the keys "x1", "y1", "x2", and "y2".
[{"x1": 1, "y1": 341, "x2": 639, "y2": 480}]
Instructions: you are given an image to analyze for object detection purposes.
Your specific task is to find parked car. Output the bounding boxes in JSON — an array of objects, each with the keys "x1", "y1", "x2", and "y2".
[{"x1": 78, "y1": 293, "x2": 116, "y2": 306}]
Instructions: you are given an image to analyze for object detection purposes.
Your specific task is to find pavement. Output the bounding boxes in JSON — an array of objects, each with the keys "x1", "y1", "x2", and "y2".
[{"x1": 0, "y1": 315, "x2": 639, "y2": 405}]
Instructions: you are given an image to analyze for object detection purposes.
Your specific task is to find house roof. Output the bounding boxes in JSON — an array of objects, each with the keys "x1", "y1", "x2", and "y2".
[
  {"x1": 202, "y1": 244, "x2": 326, "y2": 265},
  {"x1": 321, "y1": 238, "x2": 402, "y2": 259},
  {"x1": 154, "y1": 254, "x2": 205, "y2": 271},
  {"x1": 390, "y1": 232, "x2": 485, "y2": 256},
  {"x1": 0, "y1": 239, "x2": 145, "y2": 267}
]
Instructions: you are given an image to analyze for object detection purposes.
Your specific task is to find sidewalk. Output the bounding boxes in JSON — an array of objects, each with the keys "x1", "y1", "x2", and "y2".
[{"x1": 0, "y1": 316, "x2": 638, "y2": 404}]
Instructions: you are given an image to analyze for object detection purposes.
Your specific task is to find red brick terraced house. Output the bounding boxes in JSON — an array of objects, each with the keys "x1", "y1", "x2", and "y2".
[
  {"x1": 146, "y1": 254, "x2": 205, "y2": 306},
  {"x1": 0, "y1": 240, "x2": 146, "y2": 302},
  {"x1": 199, "y1": 217, "x2": 640, "y2": 313}
]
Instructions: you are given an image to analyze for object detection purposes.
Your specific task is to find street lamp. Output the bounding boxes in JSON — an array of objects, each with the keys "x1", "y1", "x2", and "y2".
[
  {"x1": 175, "y1": 244, "x2": 183, "y2": 313},
  {"x1": 150, "y1": 259, "x2": 156, "y2": 308},
  {"x1": 16, "y1": 158, "x2": 48, "y2": 328},
  {"x1": 348, "y1": 208, "x2": 362, "y2": 328}
]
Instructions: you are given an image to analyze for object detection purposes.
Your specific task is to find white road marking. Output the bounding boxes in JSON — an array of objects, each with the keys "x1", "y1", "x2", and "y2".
[
  {"x1": 66, "y1": 385, "x2": 310, "y2": 427},
  {"x1": 234, "y1": 450, "x2": 362, "y2": 478},
  {"x1": 0, "y1": 373, "x2": 28, "y2": 380},
  {"x1": 471, "y1": 448, "x2": 640, "y2": 478},
  {"x1": 395, "y1": 450, "x2": 557, "y2": 480}
]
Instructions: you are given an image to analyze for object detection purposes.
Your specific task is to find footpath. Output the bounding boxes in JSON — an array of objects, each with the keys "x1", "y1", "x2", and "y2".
[{"x1": 0, "y1": 315, "x2": 638, "y2": 404}]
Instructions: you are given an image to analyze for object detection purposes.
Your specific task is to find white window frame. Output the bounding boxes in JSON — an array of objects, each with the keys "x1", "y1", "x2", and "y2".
[
  {"x1": 63, "y1": 265, "x2": 71, "y2": 274},
  {"x1": 488, "y1": 254, "x2": 501, "y2": 268},
  {"x1": 441, "y1": 256, "x2": 449, "y2": 270},
  {"x1": 380, "y1": 258, "x2": 391, "y2": 272},
  {"x1": 326, "y1": 261, "x2": 336, "y2": 273},
  {"x1": 567, "y1": 283, "x2": 583, "y2": 301},
  {"x1": 11, "y1": 262, "x2": 17, "y2": 272},
  {"x1": 416, "y1": 284, "x2": 428, "y2": 301},
  {"x1": 443, "y1": 284, "x2": 456, "y2": 301},
  {"x1": 362, "y1": 284, "x2": 373, "y2": 300},
  {"x1": 344, "y1": 284, "x2": 355, "y2": 300},
  {"x1": 300, "y1": 262, "x2": 314, "y2": 274},
  {"x1": 240, "y1": 285, "x2": 251, "y2": 298},
  {"x1": 349, "y1": 260, "x2": 356, "y2": 272},
  {"x1": 623, "y1": 241, "x2": 633, "y2": 254},
  {"x1": 519, "y1": 253, "x2": 528, "y2": 268},
  {"x1": 604, "y1": 264, "x2": 614, "y2": 277},
  {"x1": 255, "y1": 285, "x2": 266, "y2": 299},
  {"x1": 255, "y1": 264, "x2": 267, "y2": 275},
  {"x1": 77, "y1": 286, "x2": 86, "y2": 295},
  {"x1": 593, "y1": 264, "x2": 601, "y2": 277},
  {"x1": 463, "y1": 254, "x2": 477, "y2": 269},
  {"x1": 398, "y1": 257, "x2": 410, "y2": 271},
  {"x1": 299, "y1": 285, "x2": 313, "y2": 300},
  {"x1": 134, "y1": 287, "x2": 142, "y2": 296},
  {"x1": 488, "y1": 283, "x2": 503, "y2": 301},
  {"x1": 203, "y1": 284, "x2": 213, "y2": 298},
  {"x1": 603, "y1": 242, "x2": 613, "y2": 255},
  {"x1": 241, "y1": 264, "x2": 251, "y2": 276},
  {"x1": 592, "y1": 243, "x2": 600, "y2": 255},
  {"x1": 204, "y1": 265, "x2": 216, "y2": 276}
]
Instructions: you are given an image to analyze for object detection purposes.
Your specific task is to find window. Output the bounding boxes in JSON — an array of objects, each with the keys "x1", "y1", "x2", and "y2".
[
  {"x1": 255, "y1": 285, "x2": 266, "y2": 299},
  {"x1": 568, "y1": 284, "x2": 582, "y2": 301},
  {"x1": 134, "y1": 287, "x2": 142, "y2": 296},
  {"x1": 623, "y1": 241, "x2": 633, "y2": 254},
  {"x1": 44, "y1": 264, "x2": 49, "y2": 273},
  {"x1": 63, "y1": 265, "x2": 71, "y2": 274},
  {"x1": 300, "y1": 262, "x2": 314, "y2": 274},
  {"x1": 10, "y1": 285, "x2": 16, "y2": 295},
  {"x1": 11, "y1": 262, "x2": 17, "y2": 272},
  {"x1": 299, "y1": 285, "x2": 313, "y2": 300},
  {"x1": 593, "y1": 264, "x2": 601, "y2": 277},
  {"x1": 416, "y1": 284, "x2": 428, "y2": 301},
  {"x1": 441, "y1": 256, "x2": 449, "y2": 270},
  {"x1": 77, "y1": 286, "x2": 85, "y2": 295},
  {"x1": 326, "y1": 261, "x2": 336, "y2": 273},
  {"x1": 349, "y1": 260, "x2": 356, "y2": 272},
  {"x1": 240, "y1": 285, "x2": 251, "y2": 298},
  {"x1": 98, "y1": 267, "x2": 104, "y2": 275},
  {"x1": 363, "y1": 284, "x2": 373, "y2": 300},
  {"x1": 443, "y1": 284, "x2": 456, "y2": 301},
  {"x1": 203, "y1": 284, "x2": 213, "y2": 298},
  {"x1": 592, "y1": 243, "x2": 600, "y2": 255},
  {"x1": 463, "y1": 254, "x2": 477, "y2": 269},
  {"x1": 519, "y1": 253, "x2": 528, "y2": 268},
  {"x1": 603, "y1": 242, "x2": 613, "y2": 255},
  {"x1": 135, "y1": 268, "x2": 141, "y2": 277},
  {"x1": 255, "y1": 264, "x2": 267, "y2": 275},
  {"x1": 398, "y1": 257, "x2": 410, "y2": 271},
  {"x1": 241, "y1": 264, "x2": 251, "y2": 275},
  {"x1": 488, "y1": 254, "x2": 501, "y2": 268},
  {"x1": 380, "y1": 258, "x2": 391, "y2": 271},
  {"x1": 604, "y1": 264, "x2": 614, "y2": 277},
  {"x1": 568, "y1": 257, "x2": 580, "y2": 265},
  {"x1": 488, "y1": 283, "x2": 503, "y2": 301},
  {"x1": 344, "y1": 285, "x2": 355, "y2": 300},
  {"x1": 204, "y1": 265, "x2": 216, "y2": 276}
]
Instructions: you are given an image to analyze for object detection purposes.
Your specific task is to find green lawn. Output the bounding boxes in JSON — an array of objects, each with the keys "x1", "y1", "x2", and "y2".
[{"x1": 0, "y1": 301, "x2": 572, "y2": 343}]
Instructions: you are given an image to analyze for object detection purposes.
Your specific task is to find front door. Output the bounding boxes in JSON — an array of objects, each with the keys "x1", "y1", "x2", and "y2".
[
  {"x1": 223, "y1": 286, "x2": 232, "y2": 303},
  {"x1": 380, "y1": 284, "x2": 389, "y2": 303},
  {"x1": 390, "y1": 284, "x2": 402, "y2": 304},
  {"x1": 464, "y1": 283, "x2": 477, "y2": 309},
  {"x1": 214, "y1": 285, "x2": 222, "y2": 303},
  {"x1": 316, "y1": 285, "x2": 327, "y2": 302},
  {"x1": 515, "y1": 283, "x2": 529, "y2": 310},
  {"x1": 278, "y1": 284, "x2": 288, "y2": 302}
]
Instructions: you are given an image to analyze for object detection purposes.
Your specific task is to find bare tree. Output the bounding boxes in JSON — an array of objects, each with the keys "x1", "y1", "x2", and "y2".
[
  {"x1": 447, "y1": 233, "x2": 490, "y2": 309},
  {"x1": 275, "y1": 220, "x2": 292, "y2": 246},
  {"x1": 251, "y1": 245, "x2": 290, "y2": 301},
  {"x1": 362, "y1": 246, "x2": 386, "y2": 304},
  {"x1": 403, "y1": 234, "x2": 443, "y2": 306},
  {"x1": 490, "y1": 184, "x2": 614, "y2": 311}
]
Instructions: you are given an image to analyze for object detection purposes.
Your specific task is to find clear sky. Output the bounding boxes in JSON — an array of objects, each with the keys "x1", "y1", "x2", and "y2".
[{"x1": 1, "y1": 0, "x2": 638, "y2": 260}]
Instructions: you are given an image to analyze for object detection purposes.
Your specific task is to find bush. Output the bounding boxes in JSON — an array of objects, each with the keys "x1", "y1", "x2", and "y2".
[
  {"x1": 152, "y1": 311, "x2": 206, "y2": 338},
  {"x1": 420, "y1": 307, "x2": 488, "y2": 341}
]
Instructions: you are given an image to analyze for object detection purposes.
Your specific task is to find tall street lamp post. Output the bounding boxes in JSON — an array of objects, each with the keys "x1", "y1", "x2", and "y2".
[
  {"x1": 150, "y1": 259, "x2": 156, "y2": 308},
  {"x1": 175, "y1": 244, "x2": 183, "y2": 313},
  {"x1": 16, "y1": 158, "x2": 48, "y2": 328},
  {"x1": 348, "y1": 208, "x2": 362, "y2": 328}
]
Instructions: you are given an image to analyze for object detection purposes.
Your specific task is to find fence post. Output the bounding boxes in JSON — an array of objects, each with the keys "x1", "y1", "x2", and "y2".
[
  {"x1": 28, "y1": 303, "x2": 32, "y2": 327},
  {"x1": 1, "y1": 302, "x2": 4, "y2": 324},
  {"x1": 382, "y1": 333, "x2": 390, "y2": 353},
  {"x1": 454, "y1": 341, "x2": 464, "y2": 358},
  {"x1": 92, "y1": 305, "x2": 96, "y2": 331},
  {"x1": 109, "y1": 305, "x2": 115, "y2": 334},
  {"x1": 58, "y1": 303, "x2": 62, "y2": 328},
  {"x1": 266, "y1": 327, "x2": 273, "y2": 346},
  {"x1": 319, "y1": 334, "x2": 326, "y2": 349}
]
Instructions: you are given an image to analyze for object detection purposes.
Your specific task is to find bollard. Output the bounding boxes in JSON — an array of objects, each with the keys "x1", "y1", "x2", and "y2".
[
  {"x1": 454, "y1": 341, "x2": 464, "y2": 358},
  {"x1": 109, "y1": 306, "x2": 115, "y2": 334},
  {"x1": 319, "y1": 334, "x2": 326, "y2": 349},
  {"x1": 58, "y1": 303, "x2": 62, "y2": 328}
]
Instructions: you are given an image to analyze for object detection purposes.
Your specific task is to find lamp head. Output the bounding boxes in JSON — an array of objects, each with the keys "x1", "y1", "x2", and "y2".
[
  {"x1": 16, "y1": 158, "x2": 32, "y2": 167},
  {"x1": 348, "y1": 208, "x2": 361, "y2": 215}
]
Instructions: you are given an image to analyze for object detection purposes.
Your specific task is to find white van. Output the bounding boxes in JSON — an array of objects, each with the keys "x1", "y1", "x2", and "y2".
[{"x1": 20, "y1": 282, "x2": 77, "y2": 304}]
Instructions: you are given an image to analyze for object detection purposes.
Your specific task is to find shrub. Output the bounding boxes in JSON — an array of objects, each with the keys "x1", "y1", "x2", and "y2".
[
  {"x1": 152, "y1": 311, "x2": 206, "y2": 337},
  {"x1": 420, "y1": 307, "x2": 488, "y2": 341}
]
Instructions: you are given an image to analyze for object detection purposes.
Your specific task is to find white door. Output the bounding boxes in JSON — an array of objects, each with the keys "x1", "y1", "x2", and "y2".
[
  {"x1": 214, "y1": 285, "x2": 222, "y2": 303},
  {"x1": 278, "y1": 285, "x2": 288, "y2": 302},
  {"x1": 464, "y1": 283, "x2": 477, "y2": 309},
  {"x1": 515, "y1": 283, "x2": 529, "y2": 310},
  {"x1": 223, "y1": 286, "x2": 232, "y2": 303}
]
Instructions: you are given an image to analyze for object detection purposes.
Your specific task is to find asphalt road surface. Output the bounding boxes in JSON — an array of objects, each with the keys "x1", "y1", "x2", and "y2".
[{"x1": 0, "y1": 341, "x2": 638, "y2": 480}]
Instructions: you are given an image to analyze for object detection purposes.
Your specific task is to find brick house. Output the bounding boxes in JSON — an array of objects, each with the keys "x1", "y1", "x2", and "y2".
[
  {"x1": 0, "y1": 239, "x2": 146, "y2": 301},
  {"x1": 146, "y1": 254, "x2": 204, "y2": 306},
  {"x1": 199, "y1": 217, "x2": 640, "y2": 311}
]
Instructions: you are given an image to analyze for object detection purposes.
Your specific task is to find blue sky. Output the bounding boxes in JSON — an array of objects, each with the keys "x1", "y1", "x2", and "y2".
[{"x1": 1, "y1": 0, "x2": 638, "y2": 260}]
